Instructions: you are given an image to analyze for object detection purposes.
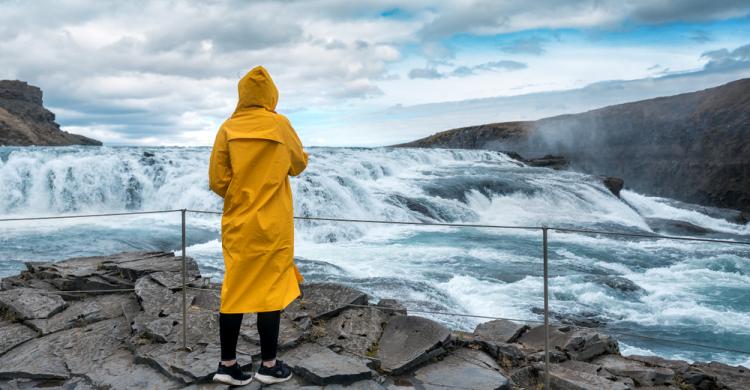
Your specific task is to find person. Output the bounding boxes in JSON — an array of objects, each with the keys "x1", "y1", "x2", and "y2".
[{"x1": 208, "y1": 66, "x2": 308, "y2": 386}]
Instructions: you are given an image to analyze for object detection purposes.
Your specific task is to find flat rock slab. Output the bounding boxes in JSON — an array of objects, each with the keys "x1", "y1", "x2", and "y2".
[
  {"x1": 549, "y1": 363, "x2": 631, "y2": 390},
  {"x1": 377, "y1": 315, "x2": 451, "y2": 375},
  {"x1": 413, "y1": 348, "x2": 511, "y2": 390},
  {"x1": 0, "y1": 317, "x2": 130, "y2": 380},
  {"x1": 82, "y1": 348, "x2": 179, "y2": 389},
  {"x1": 0, "y1": 320, "x2": 37, "y2": 355},
  {"x1": 692, "y1": 361, "x2": 750, "y2": 390},
  {"x1": 0, "y1": 288, "x2": 67, "y2": 320},
  {"x1": 285, "y1": 343, "x2": 372, "y2": 385},
  {"x1": 473, "y1": 319, "x2": 529, "y2": 344},
  {"x1": 11, "y1": 251, "x2": 199, "y2": 294},
  {"x1": 518, "y1": 325, "x2": 618, "y2": 362},
  {"x1": 134, "y1": 273, "x2": 198, "y2": 317},
  {"x1": 518, "y1": 324, "x2": 574, "y2": 352},
  {"x1": 135, "y1": 343, "x2": 223, "y2": 383},
  {"x1": 592, "y1": 355, "x2": 675, "y2": 386},
  {"x1": 325, "y1": 380, "x2": 387, "y2": 389},
  {"x1": 98, "y1": 251, "x2": 200, "y2": 282},
  {"x1": 287, "y1": 283, "x2": 368, "y2": 320},
  {"x1": 25, "y1": 293, "x2": 140, "y2": 334},
  {"x1": 322, "y1": 307, "x2": 389, "y2": 356},
  {"x1": 564, "y1": 329, "x2": 619, "y2": 361}
]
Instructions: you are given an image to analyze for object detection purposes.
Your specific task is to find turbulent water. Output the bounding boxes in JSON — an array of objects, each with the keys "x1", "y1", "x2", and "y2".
[{"x1": 1, "y1": 146, "x2": 748, "y2": 367}]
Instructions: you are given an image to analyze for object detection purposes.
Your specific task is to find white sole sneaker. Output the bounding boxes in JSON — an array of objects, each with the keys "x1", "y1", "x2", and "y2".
[
  {"x1": 212, "y1": 373, "x2": 253, "y2": 386},
  {"x1": 254, "y1": 372, "x2": 293, "y2": 384}
]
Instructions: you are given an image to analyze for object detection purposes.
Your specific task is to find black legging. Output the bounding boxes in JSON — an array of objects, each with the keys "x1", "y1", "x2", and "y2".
[{"x1": 220, "y1": 311, "x2": 280, "y2": 361}]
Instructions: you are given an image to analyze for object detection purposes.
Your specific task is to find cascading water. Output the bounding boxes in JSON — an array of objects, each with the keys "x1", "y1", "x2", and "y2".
[{"x1": 1, "y1": 145, "x2": 748, "y2": 367}]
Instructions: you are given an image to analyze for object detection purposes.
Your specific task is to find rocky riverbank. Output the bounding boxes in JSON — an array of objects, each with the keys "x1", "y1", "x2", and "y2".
[
  {"x1": 1, "y1": 251, "x2": 748, "y2": 389},
  {"x1": 397, "y1": 78, "x2": 750, "y2": 213}
]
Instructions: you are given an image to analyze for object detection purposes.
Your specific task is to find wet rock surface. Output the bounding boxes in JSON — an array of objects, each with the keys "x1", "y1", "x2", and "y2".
[
  {"x1": 412, "y1": 348, "x2": 511, "y2": 389},
  {"x1": 1, "y1": 250, "x2": 747, "y2": 389},
  {"x1": 377, "y1": 315, "x2": 451, "y2": 375}
]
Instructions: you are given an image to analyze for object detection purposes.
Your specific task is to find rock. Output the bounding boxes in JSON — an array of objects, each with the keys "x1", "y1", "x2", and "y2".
[
  {"x1": 134, "y1": 343, "x2": 227, "y2": 383},
  {"x1": 287, "y1": 283, "x2": 368, "y2": 320},
  {"x1": 25, "y1": 293, "x2": 140, "y2": 334},
  {"x1": 0, "y1": 288, "x2": 67, "y2": 320},
  {"x1": 377, "y1": 315, "x2": 451, "y2": 375},
  {"x1": 0, "y1": 320, "x2": 37, "y2": 355},
  {"x1": 691, "y1": 361, "x2": 750, "y2": 390},
  {"x1": 321, "y1": 307, "x2": 389, "y2": 356},
  {"x1": 376, "y1": 299, "x2": 407, "y2": 316},
  {"x1": 518, "y1": 324, "x2": 574, "y2": 352},
  {"x1": 593, "y1": 355, "x2": 674, "y2": 386},
  {"x1": 81, "y1": 348, "x2": 179, "y2": 389},
  {"x1": 241, "y1": 311, "x2": 310, "y2": 350},
  {"x1": 586, "y1": 275, "x2": 645, "y2": 296},
  {"x1": 99, "y1": 251, "x2": 200, "y2": 282},
  {"x1": 412, "y1": 348, "x2": 511, "y2": 389},
  {"x1": 509, "y1": 365, "x2": 540, "y2": 388},
  {"x1": 325, "y1": 380, "x2": 386, "y2": 389},
  {"x1": 148, "y1": 270, "x2": 186, "y2": 290},
  {"x1": 0, "y1": 80, "x2": 101, "y2": 146},
  {"x1": 284, "y1": 343, "x2": 372, "y2": 385},
  {"x1": 602, "y1": 177, "x2": 624, "y2": 197},
  {"x1": 526, "y1": 154, "x2": 568, "y2": 169},
  {"x1": 645, "y1": 217, "x2": 714, "y2": 235},
  {"x1": 0, "y1": 317, "x2": 130, "y2": 380},
  {"x1": 531, "y1": 307, "x2": 607, "y2": 328},
  {"x1": 7, "y1": 251, "x2": 199, "y2": 295},
  {"x1": 547, "y1": 362, "x2": 631, "y2": 390},
  {"x1": 134, "y1": 275, "x2": 190, "y2": 317},
  {"x1": 473, "y1": 319, "x2": 529, "y2": 344},
  {"x1": 486, "y1": 342, "x2": 528, "y2": 368},
  {"x1": 517, "y1": 325, "x2": 618, "y2": 361},
  {"x1": 563, "y1": 329, "x2": 619, "y2": 361}
]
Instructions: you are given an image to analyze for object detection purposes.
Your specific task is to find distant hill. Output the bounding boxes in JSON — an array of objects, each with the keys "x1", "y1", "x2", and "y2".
[
  {"x1": 0, "y1": 80, "x2": 101, "y2": 146},
  {"x1": 398, "y1": 78, "x2": 750, "y2": 212}
]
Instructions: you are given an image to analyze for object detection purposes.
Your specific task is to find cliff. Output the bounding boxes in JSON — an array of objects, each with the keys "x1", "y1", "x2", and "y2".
[
  {"x1": 1, "y1": 251, "x2": 748, "y2": 389},
  {"x1": 0, "y1": 80, "x2": 101, "y2": 146},
  {"x1": 398, "y1": 78, "x2": 750, "y2": 212}
]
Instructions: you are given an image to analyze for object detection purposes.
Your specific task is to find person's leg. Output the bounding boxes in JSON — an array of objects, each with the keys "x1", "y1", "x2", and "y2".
[
  {"x1": 214, "y1": 312, "x2": 252, "y2": 385},
  {"x1": 256, "y1": 310, "x2": 281, "y2": 367},
  {"x1": 254, "y1": 310, "x2": 292, "y2": 384},
  {"x1": 219, "y1": 313, "x2": 244, "y2": 366}
]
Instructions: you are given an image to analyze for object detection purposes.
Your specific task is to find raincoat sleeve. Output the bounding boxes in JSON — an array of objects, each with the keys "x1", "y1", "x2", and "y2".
[
  {"x1": 208, "y1": 127, "x2": 232, "y2": 198},
  {"x1": 282, "y1": 117, "x2": 308, "y2": 177}
]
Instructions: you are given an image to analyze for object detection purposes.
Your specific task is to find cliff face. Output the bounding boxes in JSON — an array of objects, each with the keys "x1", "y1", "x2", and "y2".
[
  {"x1": 398, "y1": 78, "x2": 750, "y2": 212},
  {"x1": 0, "y1": 80, "x2": 101, "y2": 146}
]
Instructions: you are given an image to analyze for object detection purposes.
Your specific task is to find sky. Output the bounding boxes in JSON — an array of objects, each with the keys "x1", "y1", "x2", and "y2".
[{"x1": 1, "y1": 0, "x2": 749, "y2": 146}]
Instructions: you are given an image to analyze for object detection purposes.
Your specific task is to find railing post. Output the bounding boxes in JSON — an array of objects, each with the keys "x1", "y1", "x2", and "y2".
[
  {"x1": 181, "y1": 209, "x2": 187, "y2": 350},
  {"x1": 543, "y1": 227, "x2": 550, "y2": 389}
]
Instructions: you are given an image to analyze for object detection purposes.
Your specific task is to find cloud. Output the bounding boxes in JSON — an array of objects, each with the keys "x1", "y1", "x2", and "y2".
[
  {"x1": 0, "y1": 1, "x2": 747, "y2": 145},
  {"x1": 499, "y1": 37, "x2": 548, "y2": 54},
  {"x1": 408, "y1": 67, "x2": 444, "y2": 79},
  {"x1": 474, "y1": 60, "x2": 527, "y2": 71},
  {"x1": 417, "y1": 1, "x2": 750, "y2": 40},
  {"x1": 701, "y1": 43, "x2": 750, "y2": 71},
  {"x1": 687, "y1": 29, "x2": 712, "y2": 43},
  {"x1": 410, "y1": 59, "x2": 527, "y2": 79}
]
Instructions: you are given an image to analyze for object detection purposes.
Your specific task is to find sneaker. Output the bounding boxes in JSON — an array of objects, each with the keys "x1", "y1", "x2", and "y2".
[
  {"x1": 213, "y1": 362, "x2": 253, "y2": 386},
  {"x1": 254, "y1": 360, "x2": 293, "y2": 384}
]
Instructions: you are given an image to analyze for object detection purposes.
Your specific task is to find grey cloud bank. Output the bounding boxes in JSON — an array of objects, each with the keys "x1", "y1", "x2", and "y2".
[{"x1": 0, "y1": 1, "x2": 748, "y2": 145}]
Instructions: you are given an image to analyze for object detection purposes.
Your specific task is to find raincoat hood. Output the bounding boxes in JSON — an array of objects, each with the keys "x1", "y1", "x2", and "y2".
[{"x1": 235, "y1": 66, "x2": 279, "y2": 114}]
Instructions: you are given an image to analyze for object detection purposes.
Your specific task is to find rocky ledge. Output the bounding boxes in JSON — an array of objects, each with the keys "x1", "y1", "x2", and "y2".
[
  {"x1": 0, "y1": 80, "x2": 101, "y2": 146},
  {"x1": 1, "y1": 251, "x2": 748, "y2": 389}
]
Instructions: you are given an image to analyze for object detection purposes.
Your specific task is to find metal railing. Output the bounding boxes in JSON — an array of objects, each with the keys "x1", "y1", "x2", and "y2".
[{"x1": 1, "y1": 208, "x2": 749, "y2": 389}]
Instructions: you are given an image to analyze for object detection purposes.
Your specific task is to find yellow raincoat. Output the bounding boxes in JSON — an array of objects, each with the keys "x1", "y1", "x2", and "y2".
[{"x1": 209, "y1": 66, "x2": 307, "y2": 314}]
